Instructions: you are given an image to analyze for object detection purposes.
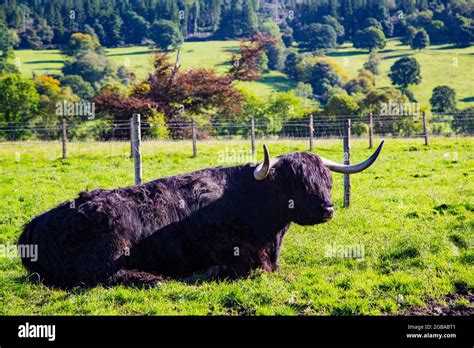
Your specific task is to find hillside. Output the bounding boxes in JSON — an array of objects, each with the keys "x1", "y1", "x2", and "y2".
[
  {"x1": 14, "y1": 39, "x2": 474, "y2": 108},
  {"x1": 327, "y1": 39, "x2": 474, "y2": 109},
  {"x1": 14, "y1": 41, "x2": 296, "y2": 98}
]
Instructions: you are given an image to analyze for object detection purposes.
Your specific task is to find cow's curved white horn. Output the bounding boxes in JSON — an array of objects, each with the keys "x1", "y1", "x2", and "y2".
[
  {"x1": 320, "y1": 141, "x2": 384, "y2": 174},
  {"x1": 254, "y1": 144, "x2": 272, "y2": 180}
]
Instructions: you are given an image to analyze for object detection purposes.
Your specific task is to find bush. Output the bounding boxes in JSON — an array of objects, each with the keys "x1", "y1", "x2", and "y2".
[
  {"x1": 69, "y1": 119, "x2": 112, "y2": 140},
  {"x1": 148, "y1": 111, "x2": 170, "y2": 139}
]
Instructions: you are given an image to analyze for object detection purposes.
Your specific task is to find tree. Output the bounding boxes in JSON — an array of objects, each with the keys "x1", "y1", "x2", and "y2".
[
  {"x1": 324, "y1": 93, "x2": 359, "y2": 116},
  {"x1": 363, "y1": 52, "x2": 381, "y2": 75},
  {"x1": 389, "y1": 57, "x2": 422, "y2": 89},
  {"x1": 300, "y1": 24, "x2": 337, "y2": 50},
  {"x1": 149, "y1": 20, "x2": 183, "y2": 50},
  {"x1": 381, "y1": 19, "x2": 394, "y2": 37},
  {"x1": 19, "y1": 18, "x2": 53, "y2": 49},
  {"x1": 228, "y1": 34, "x2": 277, "y2": 81},
  {"x1": 411, "y1": 29, "x2": 430, "y2": 49},
  {"x1": 122, "y1": 11, "x2": 149, "y2": 45},
  {"x1": 322, "y1": 15, "x2": 345, "y2": 43},
  {"x1": 266, "y1": 91, "x2": 309, "y2": 133},
  {"x1": 60, "y1": 75, "x2": 94, "y2": 99},
  {"x1": 216, "y1": 0, "x2": 258, "y2": 38},
  {"x1": 105, "y1": 14, "x2": 124, "y2": 47},
  {"x1": 284, "y1": 51, "x2": 303, "y2": 81},
  {"x1": 32, "y1": 75, "x2": 78, "y2": 139},
  {"x1": 451, "y1": 15, "x2": 474, "y2": 46},
  {"x1": 426, "y1": 20, "x2": 448, "y2": 44},
  {"x1": 63, "y1": 33, "x2": 104, "y2": 57},
  {"x1": 0, "y1": 74, "x2": 39, "y2": 138},
  {"x1": 345, "y1": 69, "x2": 374, "y2": 94},
  {"x1": 0, "y1": 22, "x2": 19, "y2": 74},
  {"x1": 259, "y1": 20, "x2": 285, "y2": 71},
  {"x1": 309, "y1": 62, "x2": 341, "y2": 102},
  {"x1": 353, "y1": 27, "x2": 386, "y2": 51},
  {"x1": 402, "y1": 25, "x2": 417, "y2": 45},
  {"x1": 452, "y1": 106, "x2": 474, "y2": 134},
  {"x1": 362, "y1": 18, "x2": 382, "y2": 31},
  {"x1": 62, "y1": 51, "x2": 116, "y2": 86},
  {"x1": 240, "y1": 0, "x2": 258, "y2": 37},
  {"x1": 96, "y1": 52, "x2": 243, "y2": 138},
  {"x1": 430, "y1": 86, "x2": 456, "y2": 113}
]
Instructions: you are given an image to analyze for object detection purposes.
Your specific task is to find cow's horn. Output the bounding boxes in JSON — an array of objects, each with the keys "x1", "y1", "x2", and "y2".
[
  {"x1": 254, "y1": 144, "x2": 273, "y2": 180},
  {"x1": 320, "y1": 141, "x2": 384, "y2": 174}
]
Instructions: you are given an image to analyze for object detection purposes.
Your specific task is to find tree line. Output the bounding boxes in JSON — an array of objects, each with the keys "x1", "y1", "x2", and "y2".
[{"x1": 0, "y1": 0, "x2": 472, "y2": 49}]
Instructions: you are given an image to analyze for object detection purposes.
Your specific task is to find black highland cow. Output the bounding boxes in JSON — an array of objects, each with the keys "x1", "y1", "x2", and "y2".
[{"x1": 19, "y1": 143, "x2": 383, "y2": 287}]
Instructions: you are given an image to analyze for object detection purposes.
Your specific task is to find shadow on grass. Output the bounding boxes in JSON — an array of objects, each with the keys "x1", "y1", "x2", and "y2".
[
  {"x1": 222, "y1": 46, "x2": 240, "y2": 54},
  {"x1": 382, "y1": 53, "x2": 411, "y2": 60},
  {"x1": 25, "y1": 60, "x2": 63, "y2": 64},
  {"x1": 326, "y1": 50, "x2": 367, "y2": 57},
  {"x1": 433, "y1": 44, "x2": 471, "y2": 50},
  {"x1": 460, "y1": 96, "x2": 474, "y2": 103}
]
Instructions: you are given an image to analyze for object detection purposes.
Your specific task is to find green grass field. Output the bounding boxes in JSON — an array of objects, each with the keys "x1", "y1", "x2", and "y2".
[
  {"x1": 15, "y1": 40, "x2": 296, "y2": 97},
  {"x1": 15, "y1": 39, "x2": 473, "y2": 107},
  {"x1": 0, "y1": 137, "x2": 472, "y2": 315},
  {"x1": 327, "y1": 39, "x2": 474, "y2": 109}
]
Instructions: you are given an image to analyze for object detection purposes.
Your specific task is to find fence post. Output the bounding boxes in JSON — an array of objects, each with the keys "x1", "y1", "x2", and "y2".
[
  {"x1": 251, "y1": 116, "x2": 256, "y2": 156},
  {"x1": 132, "y1": 113, "x2": 142, "y2": 185},
  {"x1": 343, "y1": 119, "x2": 351, "y2": 208},
  {"x1": 309, "y1": 114, "x2": 314, "y2": 151},
  {"x1": 368, "y1": 112, "x2": 373, "y2": 149},
  {"x1": 192, "y1": 118, "x2": 197, "y2": 157},
  {"x1": 130, "y1": 118, "x2": 134, "y2": 158},
  {"x1": 422, "y1": 111, "x2": 429, "y2": 146},
  {"x1": 61, "y1": 118, "x2": 67, "y2": 159}
]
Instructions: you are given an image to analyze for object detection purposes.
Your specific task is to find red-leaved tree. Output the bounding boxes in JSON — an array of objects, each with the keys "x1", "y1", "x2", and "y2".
[
  {"x1": 95, "y1": 51, "x2": 243, "y2": 138},
  {"x1": 228, "y1": 33, "x2": 278, "y2": 81}
]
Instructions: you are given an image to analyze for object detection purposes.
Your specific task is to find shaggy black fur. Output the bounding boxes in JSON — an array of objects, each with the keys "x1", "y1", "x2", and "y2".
[{"x1": 18, "y1": 152, "x2": 333, "y2": 287}]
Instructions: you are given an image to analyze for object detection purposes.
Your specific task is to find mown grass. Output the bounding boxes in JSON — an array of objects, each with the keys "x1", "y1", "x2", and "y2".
[
  {"x1": 0, "y1": 137, "x2": 472, "y2": 315},
  {"x1": 15, "y1": 39, "x2": 473, "y2": 105}
]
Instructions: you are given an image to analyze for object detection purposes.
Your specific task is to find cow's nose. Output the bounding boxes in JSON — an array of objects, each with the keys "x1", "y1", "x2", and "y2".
[{"x1": 322, "y1": 205, "x2": 334, "y2": 220}]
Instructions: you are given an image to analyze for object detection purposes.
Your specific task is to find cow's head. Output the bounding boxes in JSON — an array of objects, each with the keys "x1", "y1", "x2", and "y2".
[{"x1": 253, "y1": 142, "x2": 384, "y2": 225}]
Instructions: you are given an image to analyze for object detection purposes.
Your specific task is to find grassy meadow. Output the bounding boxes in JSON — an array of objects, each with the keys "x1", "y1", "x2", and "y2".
[
  {"x1": 14, "y1": 39, "x2": 474, "y2": 107},
  {"x1": 0, "y1": 137, "x2": 472, "y2": 315},
  {"x1": 15, "y1": 40, "x2": 296, "y2": 97}
]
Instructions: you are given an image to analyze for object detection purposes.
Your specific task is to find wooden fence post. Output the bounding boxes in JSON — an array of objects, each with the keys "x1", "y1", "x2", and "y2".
[
  {"x1": 192, "y1": 118, "x2": 197, "y2": 157},
  {"x1": 132, "y1": 113, "x2": 142, "y2": 185},
  {"x1": 422, "y1": 111, "x2": 429, "y2": 146},
  {"x1": 368, "y1": 112, "x2": 373, "y2": 149},
  {"x1": 309, "y1": 114, "x2": 314, "y2": 151},
  {"x1": 61, "y1": 118, "x2": 67, "y2": 159},
  {"x1": 251, "y1": 116, "x2": 256, "y2": 156},
  {"x1": 130, "y1": 118, "x2": 134, "y2": 158},
  {"x1": 343, "y1": 119, "x2": 351, "y2": 208}
]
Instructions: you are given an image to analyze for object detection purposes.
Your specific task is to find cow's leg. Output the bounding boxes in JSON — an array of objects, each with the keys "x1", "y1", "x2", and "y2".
[
  {"x1": 266, "y1": 227, "x2": 289, "y2": 271},
  {"x1": 105, "y1": 269, "x2": 163, "y2": 287}
]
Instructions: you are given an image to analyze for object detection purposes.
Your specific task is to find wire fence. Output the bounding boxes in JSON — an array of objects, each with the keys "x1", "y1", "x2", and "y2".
[
  {"x1": 0, "y1": 111, "x2": 472, "y2": 144},
  {"x1": 0, "y1": 112, "x2": 472, "y2": 216}
]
